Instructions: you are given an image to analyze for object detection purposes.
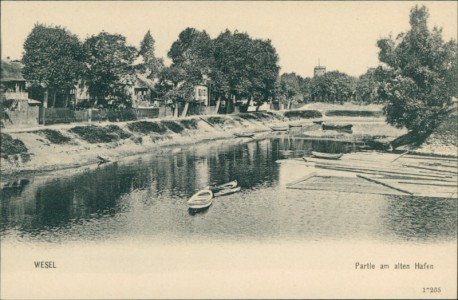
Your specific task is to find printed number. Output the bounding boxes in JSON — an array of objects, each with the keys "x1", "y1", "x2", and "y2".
[{"x1": 423, "y1": 287, "x2": 441, "y2": 293}]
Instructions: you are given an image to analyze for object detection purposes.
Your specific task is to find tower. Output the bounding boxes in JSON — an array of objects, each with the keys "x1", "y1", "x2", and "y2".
[{"x1": 314, "y1": 59, "x2": 326, "y2": 77}]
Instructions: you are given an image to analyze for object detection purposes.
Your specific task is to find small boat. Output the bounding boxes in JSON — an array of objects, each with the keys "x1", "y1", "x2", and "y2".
[
  {"x1": 206, "y1": 180, "x2": 238, "y2": 193},
  {"x1": 270, "y1": 126, "x2": 289, "y2": 131},
  {"x1": 313, "y1": 120, "x2": 324, "y2": 125},
  {"x1": 214, "y1": 186, "x2": 241, "y2": 197},
  {"x1": 187, "y1": 189, "x2": 213, "y2": 209},
  {"x1": 97, "y1": 155, "x2": 112, "y2": 164},
  {"x1": 234, "y1": 133, "x2": 255, "y2": 138},
  {"x1": 311, "y1": 151, "x2": 343, "y2": 160},
  {"x1": 322, "y1": 123, "x2": 353, "y2": 131},
  {"x1": 288, "y1": 124, "x2": 303, "y2": 128}
]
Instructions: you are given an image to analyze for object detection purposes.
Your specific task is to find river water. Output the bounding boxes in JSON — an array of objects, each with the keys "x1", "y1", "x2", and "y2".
[{"x1": 1, "y1": 136, "x2": 457, "y2": 298}]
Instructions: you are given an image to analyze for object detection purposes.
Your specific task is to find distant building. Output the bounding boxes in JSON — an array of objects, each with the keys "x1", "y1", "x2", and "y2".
[{"x1": 314, "y1": 65, "x2": 326, "y2": 77}]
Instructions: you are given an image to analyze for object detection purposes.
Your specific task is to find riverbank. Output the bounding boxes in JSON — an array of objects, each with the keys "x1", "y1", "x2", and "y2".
[{"x1": 1, "y1": 104, "x2": 453, "y2": 176}]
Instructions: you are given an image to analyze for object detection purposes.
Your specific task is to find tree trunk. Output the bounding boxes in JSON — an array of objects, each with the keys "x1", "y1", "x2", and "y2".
[
  {"x1": 215, "y1": 97, "x2": 221, "y2": 114},
  {"x1": 51, "y1": 90, "x2": 58, "y2": 108},
  {"x1": 181, "y1": 102, "x2": 189, "y2": 117},
  {"x1": 390, "y1": 130, "x2": 430, "y2": 150},
  {"x1": 43, "y1": 88, "x2": 49, "y2": 108},
  {"x1": 173, "y1": 104, "x2": 179, "y2": 118},
  {"x1": 64, "y1": 92, "x2": 69, "y2": 108}
]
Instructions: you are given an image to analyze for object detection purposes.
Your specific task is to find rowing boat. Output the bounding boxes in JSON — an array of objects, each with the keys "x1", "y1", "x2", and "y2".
[
  {"x1": 187, "y1": 189, "x2": 213, "y2": 209},
  {"x1": 206, "y1": 180, "x2": 238, "y2": 193},
  {"x1": 270, "y1": 126, "x2": 289, "y2": 131},
  {"x1": 234, "y1": 133, "x2": 255, "y2": 138},
  {"x1": 311, "y1": 151, "x2": 343, "y2": 160},
  {"x1": 288, "y1": 124, "x2": 303, "y2": 128},
  {"x1": 214, "y1": 186, "x2": 241, "y2": 197}
]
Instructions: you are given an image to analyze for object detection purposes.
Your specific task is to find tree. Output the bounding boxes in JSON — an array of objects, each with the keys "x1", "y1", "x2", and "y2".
[
  {"x1": 377, "y1": 5, "x2": 457, "y2": 143},
  {"x1": 22, "y1": 24, "x2": 84, "y2": 107},
  {"x1": 311, "y1": 71, "x2": 355, "y2": 103},
  {"x1": 279, "y1": 73, "x2": 302, "y2": 108},
  {"x1": 212, "y1": 30, "x2": 280, "y2": 106},
  {"x1": 138, "y1": 30, "x2": 164, "y2": 79},
  {"x1": 83, "y1": 32, "x2": 137, "y2": 107}
]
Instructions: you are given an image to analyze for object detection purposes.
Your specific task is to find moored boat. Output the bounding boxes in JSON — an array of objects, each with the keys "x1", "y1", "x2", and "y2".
[
  {"x1": 234, "y1": 133, "x2": 255, "y2": 138},
  {"x1": 313, "y1": 120, "x2": 324, "y2": 125},
  {"x1": 288, "y1": 124, "x2": 303, "y2": 128},
  {"x1": 270, "y1": 126, "x2": 289, "y2": 131},
  {"x1": 310, "y1": 151, "x2": 343, "y2": 160},
  {"x1": 206, "y1": 180, "x2": 238, "y2": 193},
  {"x1": 321, "y1": 123, "x2": 353, "y2": 131},
  {"x1": 214, "y1": 186, "x2": 241, "y2": 197},
  {"x1": 187, "y1": 189, "x2": 213, "y2": 209}
]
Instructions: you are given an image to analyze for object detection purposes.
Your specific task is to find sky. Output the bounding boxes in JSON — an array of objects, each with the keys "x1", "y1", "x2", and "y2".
[{"x1": 1, "y1": 1, "x2": 457, "y2": 78}]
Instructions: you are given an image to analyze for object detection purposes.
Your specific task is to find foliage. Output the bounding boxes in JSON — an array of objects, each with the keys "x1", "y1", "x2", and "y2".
[
  {"x1": 283, "y1": 110, "x2": 323, "y2": 119},
  {"x1": 212, "y1": 30, "x2": 280, "y2": 103},
  {"x1": 22, "y1": 24, "x2": 84, "y2": 107},
  {"x1": 157, "y1": 28, "x2": 213, "y2": 104},
  {"x1": 311, "y1": 71, "x2": 356, "y2": 103},
  {"x1": 69, "y1": 125, "x2": 131, "y2": 143},
  {"x1": 126, "y1": 121, "x2": 167, "y2": 134},
  {"x1": 0, "y1": 133, "x2": 28, "y2": 157},
  {"x1": 376, "y1": 5, "x2": 457, "y2": 134},
  {"x1": 137, "y1": 30, "x2": 164, "y2": 79},
  {"x1": 83, "y1": 32, "x2": 137, "y2": 106},
  {"x1": 37, "y1": 129, "x2": 72, "y2": 144}
]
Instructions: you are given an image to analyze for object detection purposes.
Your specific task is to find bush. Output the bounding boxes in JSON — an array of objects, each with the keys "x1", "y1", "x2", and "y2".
[
  {"x1": 161, "y1": 121, "x2": 185, "y2": 133},
  {"x1": 325, "y1": 110, "x2": 383, "y2": 117},
  {"x1": 69, "y1": 125, "x2": 131, "y2": 143},
  {"x1": 37, "y1": 129, "x2": 72, "y2": 144},
  {"x1": 127, "y1": 121, "x2": 167, "y2": 134},
  {"x1": 180, "y1": 119, "x2": 199, "y2": 129},
  {"x1": 283, "y1": 110, "x2": 322, "y2": 119},
  {"x1": 1, "y1": 133, "x2": 28, "y2": 157}
]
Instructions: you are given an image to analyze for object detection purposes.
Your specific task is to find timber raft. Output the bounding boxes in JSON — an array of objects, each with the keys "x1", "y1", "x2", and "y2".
[{"x1": 284, "y1": 152, "x2": 457, "y2": 199}]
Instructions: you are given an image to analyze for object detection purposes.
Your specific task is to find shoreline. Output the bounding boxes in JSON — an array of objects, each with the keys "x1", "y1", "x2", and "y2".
[{"x1": 1, "y1": 107, "x2": 455, "y2": 177}]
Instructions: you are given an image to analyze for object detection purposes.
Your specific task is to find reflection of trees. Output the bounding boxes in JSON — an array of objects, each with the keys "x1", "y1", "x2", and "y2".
[
  {"x1": 1, "y1": 139, "x2": 282, "y2": 235},
  {"x1": 381, "y1": 196, "x2": 458, "y2": 242}
]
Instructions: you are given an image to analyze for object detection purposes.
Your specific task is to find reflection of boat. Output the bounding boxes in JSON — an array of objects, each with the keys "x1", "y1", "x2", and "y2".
[
  {"x1": 311, "y1": 151, "x2": 343, "y2": 160},
  {"x1": 322, "y1": 123, "x2": 353, "y2": 131},
  {"x1": 187, "y1": 189, "x2": 213, "y2": 209},
  {"x1": 207, "y1": 180, "x2": 238, "y2": 193},
  {"x1": 234, "y1": 133, "x2": 255, "y2": 138},
  {"x1": 270, "y1": 126, "x2": 289, "y2": 131},
  {"x1": 214, "y1": 186, "x2": 241, "y2": 197}
]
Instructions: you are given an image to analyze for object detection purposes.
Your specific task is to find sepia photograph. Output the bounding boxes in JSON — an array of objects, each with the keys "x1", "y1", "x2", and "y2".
[{"x1": 1, "y1": 1, "x2": 457, "y2": 299}]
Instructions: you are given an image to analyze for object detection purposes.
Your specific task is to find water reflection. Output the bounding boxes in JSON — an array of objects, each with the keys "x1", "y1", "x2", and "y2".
[{"x1": 0, "y1": 137, "x2": 456, "y2": 244}]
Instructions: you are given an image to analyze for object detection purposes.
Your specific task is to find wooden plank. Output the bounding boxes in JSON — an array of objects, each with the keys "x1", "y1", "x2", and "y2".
[
  {"x1": 397, "y1": 181, "x2": 457, "y2": 187},
  {"x1": 286, "y1": 172, "x2": 318, "y2": 187},
  {"x1": 315, "y1": 164, "x2": 448, "y2": 179},
  {"x1": 403, "y1": 164, "x2": 458, "y2": 175},
  {"x1": 391, "y1": 150, "x2": 410, "y2": 163},
  {"x1": 357, "y1": 174, "x2": 414, "y2": 195}
]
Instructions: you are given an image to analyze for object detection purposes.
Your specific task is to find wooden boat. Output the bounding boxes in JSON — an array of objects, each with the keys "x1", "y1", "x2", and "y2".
[
  {"x1": 311, "y1": 151, "x2": 343, "y2": 160},
  {"x1": 206, "y1": 180, "x2": 238, "y2": 193},
  {"x1": 270, "y1": 126, "x2": 289, "y2": 131},
  {"x1": 214, "y1": 186, "x2": 241, "y2": 197},
  {"x1": 322, "y1": 123, "x2": 353, "y2": 131},
  {"x1": 187, "y1": 189, "x2": 213, "y2": 209},
  {"x1": 234, "y1": 133, "x2": 255, "y2": 138},
  {"x1": 313, "y1": 120, "x2": 324, "y2": 125},
  {"x1": 288, "y1": 124, "x2": 303, "y2": 128}
]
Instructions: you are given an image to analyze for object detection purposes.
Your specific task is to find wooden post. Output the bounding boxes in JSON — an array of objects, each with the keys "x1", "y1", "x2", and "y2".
[{"x1": 182, "y1": 102, "x2": 189, "y2": 117}]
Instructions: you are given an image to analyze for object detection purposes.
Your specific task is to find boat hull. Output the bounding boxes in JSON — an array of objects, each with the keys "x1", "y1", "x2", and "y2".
[
  {"x1": 187, "y1": 190, "x2": 213, "y2": 209},
  {"x1": 234, "y1": 133, "x2": 255, "y2": 138},
  {"x1": 214, "y1": 186, "x2": 241, "y2": 197},
  {"x1": 311, "y1": 151, "x2": 343, "y2": 160},
  {"x1": 207, "y1": 180, "x2": 238, "y2": 193}
]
